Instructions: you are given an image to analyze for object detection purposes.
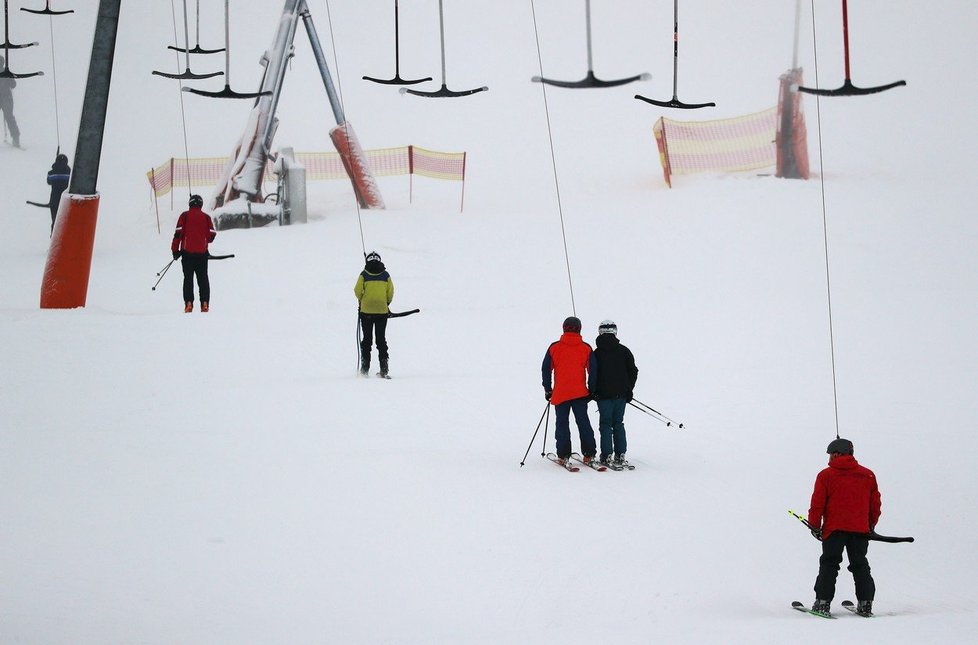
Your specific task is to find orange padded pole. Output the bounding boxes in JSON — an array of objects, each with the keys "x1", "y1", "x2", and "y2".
[{"x1": 39, "y1": 193, "x2": 100, "y2": 309}]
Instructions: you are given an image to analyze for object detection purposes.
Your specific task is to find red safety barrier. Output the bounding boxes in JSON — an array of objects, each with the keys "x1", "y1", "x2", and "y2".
[{"x1": 40, "y1": 193, "x2": 100, "y2": 309}]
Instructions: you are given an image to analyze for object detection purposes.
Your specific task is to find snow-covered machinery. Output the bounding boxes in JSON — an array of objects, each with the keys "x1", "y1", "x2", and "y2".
[{"x1": 208, "y1": 0, "x2": 383, "y2": 230}]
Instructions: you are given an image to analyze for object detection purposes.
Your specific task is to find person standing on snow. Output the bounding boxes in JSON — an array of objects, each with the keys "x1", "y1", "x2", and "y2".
[
  {"x1": 592, "y1": 320, "x2": 638, "y2": 468},
  {"x1": 542, "y1": 316, "x2": 597, "y2": 464},
  {"x1": 807, "y1": 438, "x2": 881, "y2": 617},
  {"x1": 46, "y1": 153, "x2": 71, "y2": 234},
  {"x1": 171, "y1": 194, "x2": 216, "y2": 313},
  {"x1": 0, "y1": 56, "x2": 21, "y2": 149},
  {"x1": 354, "y1": 251, "x2": 394, "y2": 377}
]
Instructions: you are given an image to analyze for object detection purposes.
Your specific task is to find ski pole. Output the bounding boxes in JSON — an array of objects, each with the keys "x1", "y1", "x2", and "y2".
[
  {"x1": 629, "y1": 398, "x2": 684, "y2": 428},
  {"x1": 519, "y1": 402, "x2": 551, "y2": 467},
  {"x1": 627, "y1": 401, "x2": 671, "y2": 426},
  {"x1": 151, "y1": 259, "x2": 176, "y2": 291},
  {"x1": 789, "y1": 509, "x2": 914, "y2": 543}
]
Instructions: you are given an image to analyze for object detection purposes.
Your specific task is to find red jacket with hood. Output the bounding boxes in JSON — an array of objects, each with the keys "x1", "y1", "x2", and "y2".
[
  {"x1": 541, "y1": 332, "x2": 595, "y2": 406},
  {"x1": 171, "y1": 206, "x2": 216, "y2": 255},
  {"x1": 808, "y1": 454, "x2": 881, "y2": 539}
]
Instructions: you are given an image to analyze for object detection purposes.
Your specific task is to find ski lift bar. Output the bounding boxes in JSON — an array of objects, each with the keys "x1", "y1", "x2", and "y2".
[
  {"x1": 152, "y1": 0, "x2": 222, "y2": 80},
  {"x1": 635, "y1": 0, "x2": 714, "y2": 109},
  {"x1": 183, "y1": 0, "x2": 269, "y2": 98},
  {"x1": 2, "y1": 0, "x2": 42, "y2": 77},
  {"x1": 400, "y1": 0, "x2": 486, "y2": 98},
  {"x1": 21, "y1": 1, "x2": 73, "y2": 16},
  {"x1": 531, "y1": 0, "x2": 649, "y2": 89},
  {"x1": 167, "y1": 0, "x2": 224, "y2": 55},
  {"x1": 797, "y1": 0, "x2": 905, "y2": 97},
  {"x1": 363, "y1": 0, "x2": 431, "y2": 85}
]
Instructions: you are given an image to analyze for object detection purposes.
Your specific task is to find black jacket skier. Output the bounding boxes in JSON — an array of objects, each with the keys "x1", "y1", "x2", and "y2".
[{"x1": 46, "y1": 154, "x2": 71, "y2": 233}]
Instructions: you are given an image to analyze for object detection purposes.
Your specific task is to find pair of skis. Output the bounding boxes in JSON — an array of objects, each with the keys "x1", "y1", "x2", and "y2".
[
  {"x1": 545, "y1": 452, "x2": 634, "y2": 472},
  {"x1": 792, "y1": 600, "x2": 872, "y2": 618}
]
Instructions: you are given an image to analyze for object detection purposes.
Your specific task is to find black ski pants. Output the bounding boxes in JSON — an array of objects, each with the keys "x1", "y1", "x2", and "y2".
[
  {"x1": 359, "y1": 313, "x2": 389, "y2": 369},
  {"x1": 814, "y1": 530, "x2": 875, "y2": 602},
  {"x1": 181, "y1": 253, "x2": 210, "y2": 303}
]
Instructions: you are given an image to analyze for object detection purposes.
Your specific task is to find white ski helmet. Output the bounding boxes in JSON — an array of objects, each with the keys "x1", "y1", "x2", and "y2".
[{"x1": 598, "y1": 320, "x2": 617, "y2": 336}]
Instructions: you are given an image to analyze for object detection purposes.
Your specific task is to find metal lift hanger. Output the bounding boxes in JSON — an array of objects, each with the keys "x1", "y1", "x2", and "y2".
[
  {"x1": 183, "y1": 0, "x2": 270, "y2": 98},
  {"x1": 531, "y1": 0, "x2": 649, "y2": 89},
  {"x1": 635, "y1": 0, "x2": 714, "y2": 109},
  {"x1": 797, "y1": 0, "x2": 905, "y2": 96},
  {"x1": 1, "y1": 1, "x2": 41, "y2": 78},
  {"x1": 20, "y1": 1, "x2": 73, "y2": 16},
  {"x1": 400, "y1": 0, "x2": 486, "y2": 97},
  {"x1": 167, "y1": 0, "x2": 224, "y2": 55},
  {"x1": 363, "y1": 0, "x2": 431, "y2": 85},
  {"x1": 152, "y1": 0, "x2": 222, "y2": 80}
]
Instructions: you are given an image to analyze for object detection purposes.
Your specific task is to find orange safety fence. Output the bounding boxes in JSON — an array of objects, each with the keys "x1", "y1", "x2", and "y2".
[{"x1": 147, "y1": 145, "x2": 466, "y2": 210}]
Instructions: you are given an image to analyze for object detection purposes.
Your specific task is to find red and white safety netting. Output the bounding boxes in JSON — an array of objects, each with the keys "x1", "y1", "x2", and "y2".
[
  {"x1": 652, "y1": 108, "x2": 777, "y2": 187},
  {"x1": 147, "y1": 145, "x2": 466, "y2": 198}
]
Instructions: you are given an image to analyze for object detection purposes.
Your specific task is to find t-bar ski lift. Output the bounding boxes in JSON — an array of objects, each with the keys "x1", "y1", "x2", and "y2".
[
  {"x1": 532, "y1": 0, "x2": 649, "y2": 89},
  {"x1": 634, "y1": 0, "x2": 714, "y2": 109},
  {"x1": 797, "y1": 0, "x2": 905, "y2": 96}
]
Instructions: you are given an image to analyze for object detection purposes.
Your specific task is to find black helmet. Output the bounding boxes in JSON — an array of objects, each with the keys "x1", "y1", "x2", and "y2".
[
  {"x1": 562, "y1": 316, "x2": 582, "y2": 333},
  {"x1": 189, "y1": 194, "x2": 204, "y2": 208},
  {"x1": 365, "y1": 251, "x2": 381, "y2": 263},
  {"x1": 56, "y1": 153, "x2": 68, "y2": 164},
  {"x1": 826, "y1": 438, "x2": 854, "y2": 455}
]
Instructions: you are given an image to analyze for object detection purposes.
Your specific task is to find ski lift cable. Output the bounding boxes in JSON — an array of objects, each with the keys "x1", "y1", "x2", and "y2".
[
  {"x1": 46, "y1": 13, "x2": 61, "y2": 148},
  {"x1": 166, "y1": 0, "x2": 195, "y2": 194},
  {"x1": 322, "y1": 0, "x2": 366, "y2": 255},
  {"x1": 806, "y1": 0, "x2": 841, "y2": 439},
  {"x1": 529, "y1": 0, "x2": 578, "y2": 316}
]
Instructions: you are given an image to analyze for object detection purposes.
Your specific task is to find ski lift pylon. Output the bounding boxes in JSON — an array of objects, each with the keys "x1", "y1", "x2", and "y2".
[
  {"x1": 634, "y1": 0, "x2": 714, "y2": 109},
  {"x1": 183, "y1": 0, "x2": 269, "y2": 99},
  {"x1": 531, "y1": 0, "x2": 649, "y2": 89},
  {"x1": 363, "y1": 0, "x2": 431, "y2": 85},
  {"x1": 400, "y1": 0, "x2": 487, "y2": 98},
  {"x1": 152, "y1": 0, "x2": 222, "y2": 80},
  {"x1": 20, "y1": 1, "x2": 73, "y2": 16},
  {"x1": 2, "y1": 0, "x2": 42, "y2": 78},
  {"x1": 797, "y1": 0, "x2": 906, "y2": 97}
]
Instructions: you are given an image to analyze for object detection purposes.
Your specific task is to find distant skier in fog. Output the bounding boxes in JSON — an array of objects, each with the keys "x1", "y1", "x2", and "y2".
[{"x1": 0, "y1": 55, "x2": 21, "y2": 149}]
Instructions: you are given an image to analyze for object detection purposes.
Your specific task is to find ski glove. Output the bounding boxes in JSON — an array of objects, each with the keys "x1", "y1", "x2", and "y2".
[
  {"x1": 173, "y1": 250, "x2": 181, "y2": 260},
  {"x1": 810, "y1": 527, "x2": 823, "y2": 541},
  {"x1": 544, "y1": 388, "x2": 552, "y2": 401},
  {"x1": 626, "y1": 391, "x2": 633, "y2": 403}
]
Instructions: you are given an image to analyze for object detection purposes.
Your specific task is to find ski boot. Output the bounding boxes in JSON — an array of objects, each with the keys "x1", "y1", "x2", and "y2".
[
  {"x1": 856, "y1": 600, "x2": 873, "y2": 617},
  {"x1": 811, "y1": 599, "x2": 831, "y2": 616}
]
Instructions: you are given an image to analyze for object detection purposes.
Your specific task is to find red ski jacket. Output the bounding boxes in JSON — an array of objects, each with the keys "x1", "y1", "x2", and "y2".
[
  {"x1": 542, "y1": 332, "x2": 595, "y2": 406},
  {"x1": 171, "y1": 206, "x2": 216, "y2": 255},
  {"x1": 808, "y1": 455, "x2": 881, "y2": 539}
]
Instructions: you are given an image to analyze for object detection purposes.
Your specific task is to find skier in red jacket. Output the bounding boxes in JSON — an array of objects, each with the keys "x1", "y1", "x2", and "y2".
[
  {"x1": 171, "y1": 194, "x2": 217, "y2": 313},
  {"x1": 807, "y1": 438, "x2": 881, "y2": 617},
  {"x1": 541, "y1": 316, "x2": 597, "y2": 464}
]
